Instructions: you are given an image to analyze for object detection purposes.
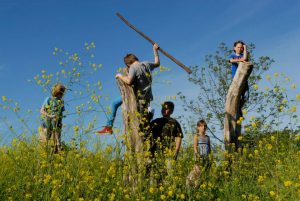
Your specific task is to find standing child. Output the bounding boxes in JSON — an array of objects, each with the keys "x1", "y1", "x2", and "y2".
[
  {"x1": 194, "y1": 120, "x2": 211, "y2": 162},
  {"x1": 186, "y1": 119, "x2": 211, "y2": 188},
  {"x1": 39, "y1": 83, "x2": 66, "y2": 153}
]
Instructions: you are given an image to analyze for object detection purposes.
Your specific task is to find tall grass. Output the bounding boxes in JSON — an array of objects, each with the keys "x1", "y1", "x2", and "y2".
[{"x1": 0, "y1": 132, "x2": 299, "y2": 200}]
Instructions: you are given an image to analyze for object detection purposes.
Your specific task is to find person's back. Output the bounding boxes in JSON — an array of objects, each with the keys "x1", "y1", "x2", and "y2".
[{"x1": 129, "y1": 61, "x2": 156, "y2": 102}]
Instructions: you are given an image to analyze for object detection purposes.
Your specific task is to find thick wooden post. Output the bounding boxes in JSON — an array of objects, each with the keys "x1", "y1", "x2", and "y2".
[
  {"x1": 224, "y1": 62, "x2": 253, "y2": 150},
  {"x1": 117, "y1": 79, "x2": 144, "y2": 186}
]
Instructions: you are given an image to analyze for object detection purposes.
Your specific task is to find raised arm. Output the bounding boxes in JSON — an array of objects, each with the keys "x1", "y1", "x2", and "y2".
[
  {"x1": 242, "y1": 44, "x2": 248, "y2": 61},
  {"x1": 229, "y1": 44, "x2": 248, "y2": 63},
  {"x1": 153, "y1": 43, "x2": 160, "y2": 67}
]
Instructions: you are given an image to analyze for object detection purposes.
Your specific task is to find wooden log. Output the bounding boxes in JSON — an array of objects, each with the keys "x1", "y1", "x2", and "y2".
[
  {"x1": 224, "y1": 62, "x2": 253, "y2": 150},
  {"x1": 116, "y1": 12, "x2": 192, "y2": 74},
  {"x1": 117, "y1": 79, "x2": 144, "y2": 185}
]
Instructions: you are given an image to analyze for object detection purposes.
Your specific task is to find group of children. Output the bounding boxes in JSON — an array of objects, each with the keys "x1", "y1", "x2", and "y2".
[{"x1": 39, "y1": 40, "x2": 248, "y2": 177}]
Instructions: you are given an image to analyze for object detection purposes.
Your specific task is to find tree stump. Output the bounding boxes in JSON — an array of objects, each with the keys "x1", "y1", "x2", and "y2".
[
  {"x1": 117, "y1": 79, "x2": 144, "y2": 186},
  {"x1": 224, "y1": 62, "x2": 253, "y2": 150}
]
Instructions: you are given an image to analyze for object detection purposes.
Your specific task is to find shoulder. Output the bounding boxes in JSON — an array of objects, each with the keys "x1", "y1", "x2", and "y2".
[
  {"x1": 42, "y1": 97, "x2": 51, "y2": 104},
  {"x1": 229, "y1": 53, "x2": 237, "y2": 59},
  {"x1": 168, "y1": 117, "x2": 181, "y2": 125},
  {"x1": 151, "y1": 117, "x2": 164, "y2": 124}
]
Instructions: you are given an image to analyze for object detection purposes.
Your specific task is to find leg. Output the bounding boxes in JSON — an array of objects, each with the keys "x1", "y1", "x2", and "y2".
[
  {"x1": 98, "y1": 97, "x2": 122, "y2": 134},
  {"x1": 136, "y1": 99, "x2": 150, "y2": 133},
  {"x1": 106, "y1": 96, "x2": 123, "y2": 127},
  {"x1": 53, "y1": 120, "x2": 63, "y2": 153}
]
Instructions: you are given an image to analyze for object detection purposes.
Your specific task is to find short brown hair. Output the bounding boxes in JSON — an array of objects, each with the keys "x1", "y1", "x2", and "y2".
[
  {"x1": 197, "y1": 119, "x2": 207, "y2": 128},
  {"x1": 124, "y1": 54, "x2": 139, "y2": 66},
  {"x1": 162, "y1": 101, "x2": 175, "y2": 113},
  {"x1": 52, "y1": 83, "x2": 66, "y2": 98}
]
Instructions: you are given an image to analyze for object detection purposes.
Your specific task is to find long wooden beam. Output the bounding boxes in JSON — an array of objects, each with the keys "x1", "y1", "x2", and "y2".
[{"x1": 116, "y1": 13, "x2": 192, "y2": 74}]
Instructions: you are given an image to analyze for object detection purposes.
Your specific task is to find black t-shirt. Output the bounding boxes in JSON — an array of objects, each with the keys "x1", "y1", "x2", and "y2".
[{"x1": 148, "y1": 117, "x2": 183, "y2": 153}]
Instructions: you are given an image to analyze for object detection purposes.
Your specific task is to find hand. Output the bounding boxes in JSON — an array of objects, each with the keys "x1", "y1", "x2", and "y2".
[
  {"x1": 243, "y1": 44, "x2": 247, "y2": 49},
  {"x1": 153, "y1": 43, "x2": 160, "y2": 51},
  {"x1": 115, "y1": 73, "x2": 122, "y2": 79},
  {"x1": 48, "y1": 114, "x2": 56, "y2": 119}
]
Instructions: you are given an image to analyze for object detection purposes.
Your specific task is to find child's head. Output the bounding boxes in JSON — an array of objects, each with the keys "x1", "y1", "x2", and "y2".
[
  {"x1": 233, "y1": 40, "x2": 245, "y2": 54},
  {"x1": 124, "y1": 54, "x2": 139, "y2": 67},
  {"x1": 161, "y1": 101, "x2": 174, "y2": 117},
  {"x1": 52, "y1": 83, "x2": 66, "y2": 99},
  {"x1": 197, "y1": 119, "x2": 207, "y2": 134}
]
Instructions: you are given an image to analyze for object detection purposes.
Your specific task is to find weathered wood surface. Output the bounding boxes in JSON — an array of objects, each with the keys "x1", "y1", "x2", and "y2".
[
  {"x1": 224, "y1": 62, "x2": 253, "y2": 149},
  {"x1": 116, "y1": 12, "x2": 192, "y2": 74},
  {"x1": 117, "y1": 79, "x2": 144, "y2": 185}
]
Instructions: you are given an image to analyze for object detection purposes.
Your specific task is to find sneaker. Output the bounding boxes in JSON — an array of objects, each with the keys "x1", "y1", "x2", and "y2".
[{"x1": 97, "y1": 126, "x2": 113, "y2": 134}]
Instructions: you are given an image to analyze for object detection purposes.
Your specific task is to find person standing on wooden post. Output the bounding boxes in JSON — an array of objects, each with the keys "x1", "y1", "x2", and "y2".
[
  {"x1": 115, "y1": 43, "x2": 160, "y2": 130},
  {"x1": 229, "y1": 40, "x2": 250, "y2": 113}
]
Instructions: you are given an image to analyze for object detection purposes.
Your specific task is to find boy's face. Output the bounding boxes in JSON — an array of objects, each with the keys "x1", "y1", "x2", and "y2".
[
  {"x1": 234, "y1": 43, "x2": 244, "y2": 54},
  {"x1": 161, "y1": 105, "x2": 173, "y2": 117},
  {"x1": 198, "y1": 124, "x2": 207, "y2": 134}
]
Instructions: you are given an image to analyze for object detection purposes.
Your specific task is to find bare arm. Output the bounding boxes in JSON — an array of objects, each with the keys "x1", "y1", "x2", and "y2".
[
  {"x1": 40, "y1": 107, "x2": 54, "y2": 118},
  {"x1": 174, "y1": 136, "x2": 182, "y2": 157},
  {"x1": 229, "y1": 45, "x2": 248, "y2": 63},
  {"x1": 153, "y1": 43, "x2": 160, "y2": 67},
  {"x1": 242, "y1": 44, "x2": 248, "y2": 61},
  {"x1": 115, "y1": 74, "x2": 133, "y2": 85},
  {"x1": 193, "y1": 135, "x2": 199, "y2": 155}
]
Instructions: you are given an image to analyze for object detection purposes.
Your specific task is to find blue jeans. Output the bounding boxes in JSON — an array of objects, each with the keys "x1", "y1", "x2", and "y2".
[{"x1": 106, "y1": 96, "x2": 123, "y2": 127}]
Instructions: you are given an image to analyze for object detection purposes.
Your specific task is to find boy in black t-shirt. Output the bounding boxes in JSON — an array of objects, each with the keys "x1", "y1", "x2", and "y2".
[{"x1": 148, "y1": 101, "x2": 183, "y2": 160}]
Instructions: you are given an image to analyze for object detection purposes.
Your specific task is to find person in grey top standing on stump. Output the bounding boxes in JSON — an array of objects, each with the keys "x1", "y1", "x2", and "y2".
[{"x1": 115, "y1": 43, "x2": 160, "y2": 130}]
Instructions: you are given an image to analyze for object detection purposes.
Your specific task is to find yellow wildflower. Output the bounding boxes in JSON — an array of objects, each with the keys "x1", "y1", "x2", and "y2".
[
  {"x1": 267, "y1": 144, "x2": 272, "y2": 150},
  {"x1": 284, "y1": 180, "x2": 293, "y2": 187},
  {"x1": 253, "y1": 84, "x2": 259, "y2": 90},
  {"x1": 159, "y1": 186, "x2": 164, "y2": 192},
  {"x1": 257, "y1": 175, "x2": 264, "y2": 183},
  {"x1": 269, "y1": 191, "x2": 276, "y2": 197},
  {"x1": 73, "y1": 126, "x2": 79, "y2": 132},
  {"x1": 271, "y1": 136, "x2": 276, "y2": 141},
  {"x1": 2, "y1": 96, "x2": 7, "y2": 102},
  {"x1": 149, "y1": 187, "x2": 155, "y2": 194},
  {"x1": 289, "y1": 106, "x2": 297, "y2": 113},
  {"x1": 160, "y1": 195, "x2": 166, "y2": 200}
]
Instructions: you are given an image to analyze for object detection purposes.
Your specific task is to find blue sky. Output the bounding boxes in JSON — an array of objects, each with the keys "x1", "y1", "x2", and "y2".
[{"x1": 0, "y1": 0, "x2": 300, "y2": 145}]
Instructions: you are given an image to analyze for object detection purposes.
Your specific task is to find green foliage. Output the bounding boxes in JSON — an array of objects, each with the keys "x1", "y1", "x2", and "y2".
[
  {"x1": 0, "y1": 131, "x2": 300, "y2": 200},
  {"x1": 178, "y1": 42, "x2": 299, "y2": 136}
]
